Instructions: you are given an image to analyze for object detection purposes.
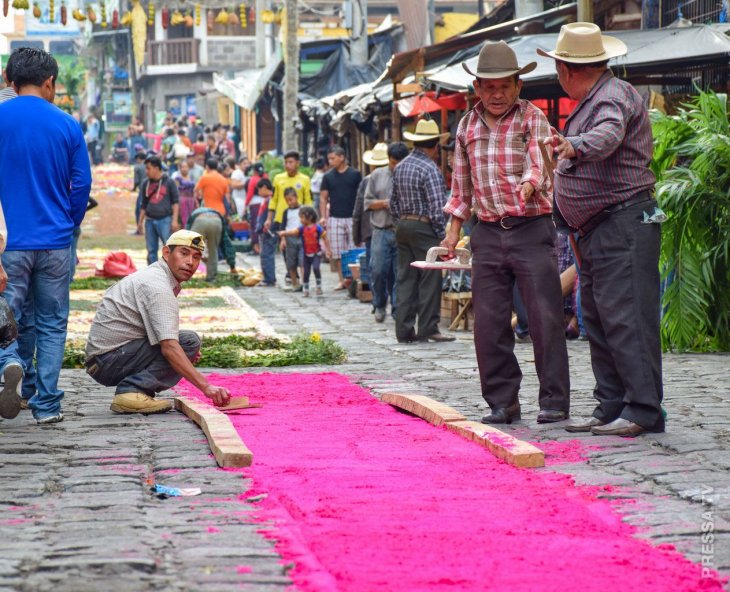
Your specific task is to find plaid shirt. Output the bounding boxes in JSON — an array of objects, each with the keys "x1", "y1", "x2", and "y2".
[
  {"x1": 555, "y1": 70, "x2": 655, "y2": 229},
  {"x1": 445, "y1": 99, "x2": 552, "y2": 222},
  {"x1": 390, "y1": 149, "x2": 448, "y2": 239}
]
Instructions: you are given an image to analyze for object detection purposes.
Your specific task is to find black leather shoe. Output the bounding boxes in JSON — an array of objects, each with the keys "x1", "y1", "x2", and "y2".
[
  {"x1": 591, "y1": 418, "x2": 646, "y2": 437},
  {"x1": 481, "y1": 402, "x2": 521, "y2": 424},
  {"x1": 537, "y1": 409, "x2": 568, "y2": 423},
  {"x1": 426, "y1": 332, "x2": 456, "y2": 343},
  {"x1": 564, "y1": 417, "x2": 605, "y2": 433}
]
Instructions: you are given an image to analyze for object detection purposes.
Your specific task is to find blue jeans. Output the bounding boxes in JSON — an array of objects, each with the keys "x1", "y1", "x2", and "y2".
[
  {"x1": 0, "y1": 249, "x2": 71, "y2": 419},
  {"x1": 260, "y1": 231, "x2": 277, "y2": 285},
  {"x1": 370, "y1": 227, "x2": 397, "y2": 311},
  {"x1": 145, "y1": 216, "x2": 172, "y2": 264}
]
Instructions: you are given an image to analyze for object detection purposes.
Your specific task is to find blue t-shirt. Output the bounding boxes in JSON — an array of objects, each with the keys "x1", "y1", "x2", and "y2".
[{"x1": 0, "y1": 96, "x2": 92, "y2": 250}]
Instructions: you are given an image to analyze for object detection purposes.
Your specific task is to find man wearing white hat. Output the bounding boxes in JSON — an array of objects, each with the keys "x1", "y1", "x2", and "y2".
[
  {"x1": 363, "y1": 142, "x2": 409, "y2": 323},
  {"x1": 538, "y1": 23, "x2": 664, "y2": 437},
  {"x1": 443, "y1": 40, "x2": 570, "y2": 424},
  {"x1": 85, "y1": 230, "x2": 231, "y2": 415},
  {"x1": 391, "y1": 119, "x2": 453, "y2": 343}
]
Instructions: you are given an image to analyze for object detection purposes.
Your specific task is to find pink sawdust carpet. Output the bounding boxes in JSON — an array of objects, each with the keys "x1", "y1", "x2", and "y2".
[{"x1": 176, "y1": 372, "x2": 724, "y2": 591}]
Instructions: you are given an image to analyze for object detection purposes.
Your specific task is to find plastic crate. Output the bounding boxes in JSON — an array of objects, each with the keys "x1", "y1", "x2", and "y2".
[{"x1": 341, "y1": 248, "x2": 366, "y2": 279}]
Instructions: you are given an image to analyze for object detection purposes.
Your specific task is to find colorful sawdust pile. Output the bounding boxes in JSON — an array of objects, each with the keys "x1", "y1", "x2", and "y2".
[{"x1": 176, "y1": 372, "x2": 725, "y2": 592}]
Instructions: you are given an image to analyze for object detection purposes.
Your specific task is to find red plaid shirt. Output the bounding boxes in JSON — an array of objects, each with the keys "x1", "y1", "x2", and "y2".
[{"x1": 445, "y1": 99, "x2": 553, "y2": 222}]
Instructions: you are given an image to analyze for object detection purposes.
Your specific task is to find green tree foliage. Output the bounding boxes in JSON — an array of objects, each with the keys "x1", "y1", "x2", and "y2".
[{"x1": 651, "y1": 90, "x2": 730, "y2": 351}]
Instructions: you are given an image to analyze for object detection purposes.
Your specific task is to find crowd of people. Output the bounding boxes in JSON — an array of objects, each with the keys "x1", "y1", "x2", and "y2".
[{"x1": 0, "y1": 24, "x2": 666, "y2": 437}]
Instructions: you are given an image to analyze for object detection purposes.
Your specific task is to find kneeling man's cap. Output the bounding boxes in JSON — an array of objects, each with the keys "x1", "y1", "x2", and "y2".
[{"x1": 166, "y1": 230, "x2": 206, "y2": 252}]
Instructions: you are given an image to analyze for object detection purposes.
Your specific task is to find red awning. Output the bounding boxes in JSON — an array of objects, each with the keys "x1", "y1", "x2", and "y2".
[{"x1": 396, "y1": 92, "x2": 467, "y2": 118}]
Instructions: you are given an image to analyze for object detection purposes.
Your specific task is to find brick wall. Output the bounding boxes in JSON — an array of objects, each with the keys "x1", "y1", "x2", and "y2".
[{"x1": 207, "y1": 37, "x2": 256, "y2": 69}]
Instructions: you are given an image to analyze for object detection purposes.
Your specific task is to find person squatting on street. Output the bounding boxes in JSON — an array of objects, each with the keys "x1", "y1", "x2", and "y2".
[
  {"x1": 391, "y1": 119, "x2": 454, "y2": 344},
  {"x1": 538, "y1": 23, "x2": 665, "y2": 437},
  {"x1": 85, "y1": 230, "x2": 231, "y2": 414},
  {"x1": 0, "y1": 47, "x2": 92, "y2": 424},
  {"x1": 443, "y1": 41, "x2": 570, "y2": 425}
]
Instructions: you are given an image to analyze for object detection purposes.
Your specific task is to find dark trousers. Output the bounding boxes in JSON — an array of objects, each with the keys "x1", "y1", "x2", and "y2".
[
  {"x1": 303, "y1": 254, "x2": 321, "y2": 285},
  {"x1": 394, "y1": 220, "x2": 442, "y2": 341},
  {"x1": 471, "y1": 217, "x2": 570, "y2": 412},
  {"x1": 87, "y1": 330, "x2": 201, "y2": 397},
  {"x1": 579, "y1": 200, "x2": 663, "y2": 430}
]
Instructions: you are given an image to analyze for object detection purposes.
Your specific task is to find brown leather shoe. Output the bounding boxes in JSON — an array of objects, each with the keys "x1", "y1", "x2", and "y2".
[
  {"x1": 537, "y1": 409, "x2": 568, "y2": 423},
  {"x1": 564, "y1": 417, "x2": 605, "y2": 433},
  {"x1": 590, "y1": 418, "x2": 646, "y2": 437}
]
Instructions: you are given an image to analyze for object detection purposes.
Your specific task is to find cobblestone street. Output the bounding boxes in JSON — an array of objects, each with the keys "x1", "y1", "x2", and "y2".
[{"x1": 0, "y1": 251, "x2": 727, "y2": 590}]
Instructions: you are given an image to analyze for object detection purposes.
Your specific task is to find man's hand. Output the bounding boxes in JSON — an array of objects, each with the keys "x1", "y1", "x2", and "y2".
[
  {"x1": 203, "y1": 384, "x2": 231, "y2": 407},
  {"x1": 171, "y1": 219, "x2": 180, "y2": 232},
  {"x1": 0, "y1": 264, "x2": 7, "y2": 293},
  {"x1": 137, "y1": 222, "x2": 144, "y2": 235},
  {"x1": 440, "y1": 229, "x2": 460, "y2": 259},
  {"x1": 544, "y1": 134, "x2": 576, "y2": 161},
  {"x1": 517, "y1": 182, "x2": 535, "y2": 202}
]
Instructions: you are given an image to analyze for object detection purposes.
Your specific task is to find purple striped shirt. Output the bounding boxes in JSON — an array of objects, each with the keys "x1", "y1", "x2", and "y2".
[{"x1": 554, "y1": 70, "x2": 655, "y2": 229}]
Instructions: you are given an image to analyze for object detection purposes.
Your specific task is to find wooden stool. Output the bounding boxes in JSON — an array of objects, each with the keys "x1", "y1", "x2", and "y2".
[{"x1": 441, "y1": 291, "x2": 473, "y2": 331}]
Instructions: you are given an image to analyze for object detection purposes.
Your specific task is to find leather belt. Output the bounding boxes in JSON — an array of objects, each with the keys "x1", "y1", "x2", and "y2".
[
  {"x1": 400, "y1": 214, "x2": 431, "y2": 223},
  {"x1": 480, "y1": 213, "x2": 551, "y2": 230},
  {"x1": 578, "y1": 192, "x2": 653, "y2": 237}
]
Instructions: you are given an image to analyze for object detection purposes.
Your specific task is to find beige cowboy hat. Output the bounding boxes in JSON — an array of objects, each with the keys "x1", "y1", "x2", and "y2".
[
  {"x1": 463, "y1": 40, "x2": 537, "y2": 79},
  {"x1": 536, "y1": 22, "x2": 627, "y2": 63},
  {"x1": 363, "y1": 142, "x2": 389, "y2": 166},
  {"x1": 403, "y1": 119, "x2": 449, "y2": 143}
]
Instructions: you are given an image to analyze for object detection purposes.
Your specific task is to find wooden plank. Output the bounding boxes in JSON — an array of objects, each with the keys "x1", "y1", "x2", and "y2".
[
  {"x1": 446, "y1": 420, "x2": 545, "y2": 469},
  {"x1": 381, "y1": 393, "x2": 466, "y2": 427},
  {"x1": 395, "y1": 82, "x2": 423, "y2": 94},
  {"x1": 174, "y1": 397, "x2": 253, "y2": 468},
  {"x1": 217, "y1": 396, "x2": 250, "y2": 411}
]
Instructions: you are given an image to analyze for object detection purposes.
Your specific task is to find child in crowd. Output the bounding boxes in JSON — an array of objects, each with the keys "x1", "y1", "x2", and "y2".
[
  {"x1": 278, "y1": 206, "x2": 331, "y2": 297},
  {"x1": 132, "y1": 151, "x2": 147, "y2": 235},
  {"x1": 255, "y1": 178, "x2": 277, "y2": 286},
  {"x1": 279, "y1": 187, "x2": 302, "y2": 291}
]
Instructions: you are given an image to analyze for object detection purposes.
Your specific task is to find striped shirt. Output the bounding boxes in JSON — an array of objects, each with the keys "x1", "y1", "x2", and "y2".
[
  {"x1": 0, "y1": 87, "x2": 17, "y2": 104},
  {"x1": 85, "y1": 260, "x2": 181, "y2": 359},
  {"x1": 555, "y1": 70, "x2": 655, "y2": 229},
  {"x1": 445, "y1": 99, "x2": 552, "y2": 222},
  {"x1": 390, "y1": 148, "x2": 448, "y2": 239}
]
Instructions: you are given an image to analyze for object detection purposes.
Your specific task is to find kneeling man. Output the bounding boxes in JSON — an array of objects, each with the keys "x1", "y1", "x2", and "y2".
[{"x1": 85, "y1": 230, "x2": 231, "y2": 413}]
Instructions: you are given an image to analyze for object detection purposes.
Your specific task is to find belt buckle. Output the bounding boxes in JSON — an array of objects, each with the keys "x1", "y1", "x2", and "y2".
[{"x1": 499, "y1": 217, "x2": 513, "y2": 230}]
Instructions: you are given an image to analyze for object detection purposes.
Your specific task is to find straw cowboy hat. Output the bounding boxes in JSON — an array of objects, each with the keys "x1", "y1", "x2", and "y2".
[
  {"x1": 362, "y1": 142, "x2": 389, "y2": 166},
  {"x1": 462, "y1": 40, "x2": 537, "y2": 79},
  {"x1": 403, "y1": 119, "x2": 449, "y2": 142},
  {"x1": 536, "y1": 22, "x2": 627, "y2": 63}
]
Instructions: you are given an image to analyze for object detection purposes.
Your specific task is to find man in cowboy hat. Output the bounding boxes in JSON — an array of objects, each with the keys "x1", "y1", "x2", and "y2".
[
  {"x1": 391, "y1": 119, "x2": 453, "y2": 343},
  {"x1": 85, "y1": 230, "x2": 231, "y2": 414},
  {"x1": 442, "y1": 40, "x2": 570, "y2": 425},
  {"x1": 364, "y1": 141, "x2": 409, "y2": 323},
  {"x1": 537, "y1": 23, "x2": 664, "y2": 437}
]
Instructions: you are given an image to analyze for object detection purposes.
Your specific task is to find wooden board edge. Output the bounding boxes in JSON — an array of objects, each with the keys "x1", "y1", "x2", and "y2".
[
  {"x1": 446, "y1": 420, "x2": 545, "y2": 469},
  {"x1": 174, "y1": 396, "x2": 253, "y2": 468},
  {"x1": 381, "y1": 392, "x2": 466, "y2": 426}
]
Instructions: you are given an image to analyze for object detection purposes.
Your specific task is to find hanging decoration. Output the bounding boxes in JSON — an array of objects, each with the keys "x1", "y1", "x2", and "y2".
[
  {"x1": 32, "y1": 1, "x2": 40, "y2": 18},
  {"x1": 161, "y1": 5, "x2": 169, "y2": 28},
  {"x1": 214, "y1": 7, "x2": 229, "y2": 24},
  {"x1": 170, "y1": 8, "x2": 184, "y2": 25},
  {"x1": 72, "y1": 6, "x2": 87, "y2": 20},
  {"x1": 206, "y1": 8, "x2": 214, "y2": 31},
  {"x1": 120, "y1": 9, "x2": 132, "y2": 26},
  {"x1": 239, "y1": 2, "x2": 247, "y2": 27},
  {"x1": 132, "y1": 0, "x2": 148, "y2": 67},
  {"x1": 11, "y1": 0, "x2": 30, "y2": 10},
  {"x1": 147, "y1": 1, "x2": 153, "y2": 25},
  {"x1": 60, "y1": 0, "x2": 67, "y2": 24},
  {"x1": 3, "y1": 0, "x2": 9, "y2": 18},
  {"x1": 248, "y1": 5, "x2": 254, "y2": 24},
  {"x1": 228, "y1": 6, "x2": 238, "y2": 25},
  {"x1": 111, "y1": 7, "x2": 118, "y2": 27},
  {"x1": 86, "y1": 4, "x2": 96, "y2": 22},
  {"x1": 48, "y1": 0, "x2": 54, "y2": 21},
  {"x1": 100, "y1": 1, "x2": 107, "y2": 27},
  {"x1": 194, "y1": 3, "x2": 200, "y2": 25},
  {"x1": 184, "y1": 8, "x2": 193, "y2": 26}
]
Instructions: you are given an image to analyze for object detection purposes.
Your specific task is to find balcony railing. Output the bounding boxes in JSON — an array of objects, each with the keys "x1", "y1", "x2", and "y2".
[{"x1": 147, "y1": 39, "x2": 200, "y2": 66}]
